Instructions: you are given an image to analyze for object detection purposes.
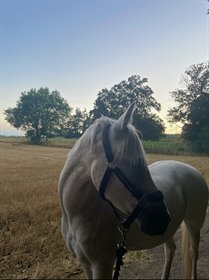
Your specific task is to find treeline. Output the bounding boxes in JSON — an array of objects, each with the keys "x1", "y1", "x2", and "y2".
[
  {"x1": 168, "y1": 62, "x2": 209, "y2": 154},
  {"x1": 4, "y1": 62, "x2": 209, "y2": 153}
]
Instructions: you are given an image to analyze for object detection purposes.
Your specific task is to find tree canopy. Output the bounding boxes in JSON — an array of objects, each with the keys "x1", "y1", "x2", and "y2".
[
  {"x1": 90, "y1": 75, "x2": 165, "y2": 140},
  {"x1": 4, "y1": 88, "x2": 71, "y2": 143},
  {"x1": 65, "y1": 108, "x2": 91, "y2": 138},
  {"x1": 168, "y1": 62, "x2": 209, "y2": 152}
]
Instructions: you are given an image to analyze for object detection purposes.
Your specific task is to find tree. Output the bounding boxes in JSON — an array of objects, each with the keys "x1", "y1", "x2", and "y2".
[
  {"x1": 81, "y1": 109, "x2": 92, "y2": 133},
  {"x1": 168, "y1": 62, "x2": 209, "y2": 124},
  {"x1": 168, "y1": 62, "x2": 209, "y2": 152},
  {"x1": 66, "y1": 108, "x2": 91, "y2": 138},
  {"x1": 90, "y1": 75, "x2": 165, "y2": 140},
  {"x1": 134, "y1": 115, "x2": 165, "y2": 141},
  {"x1": 4, "y1": 87, "x2": 72, "y2": 143}
]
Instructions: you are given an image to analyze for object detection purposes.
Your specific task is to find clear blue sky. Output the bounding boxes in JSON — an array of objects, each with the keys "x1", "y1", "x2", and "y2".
[{"x1": 0, "y1": 0, "x2": 208, "y2": 135}]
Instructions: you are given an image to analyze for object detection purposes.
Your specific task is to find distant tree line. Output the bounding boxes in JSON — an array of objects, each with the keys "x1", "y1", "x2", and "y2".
[
  {"x1": 4, "y1": 75, "x2": 165, "y2": 142},
  {"x1": 4, "y1": 61, "x2": 209, "y2": 153},
  {"x1": 168, "y1": 61, "x2": 209, "y2": 153}
]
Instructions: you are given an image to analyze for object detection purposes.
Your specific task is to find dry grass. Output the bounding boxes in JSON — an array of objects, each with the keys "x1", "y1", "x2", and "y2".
[
  {"x1": 0, "y1": 143, "x2": 81, "y2": 279},
  {"x1": 0, "y1": 142, "x2": 209, "y2": 279}
]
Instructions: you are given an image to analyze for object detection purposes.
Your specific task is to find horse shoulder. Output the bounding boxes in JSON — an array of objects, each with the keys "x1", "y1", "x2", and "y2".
[{"x1": 149, "y1": 160, "x2": 208, "y2": 221}]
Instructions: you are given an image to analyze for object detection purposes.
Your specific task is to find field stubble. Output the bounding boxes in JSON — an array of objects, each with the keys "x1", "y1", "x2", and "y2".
[{"x1": 0, "y1": 142, "x2": 209, "y2": 279}]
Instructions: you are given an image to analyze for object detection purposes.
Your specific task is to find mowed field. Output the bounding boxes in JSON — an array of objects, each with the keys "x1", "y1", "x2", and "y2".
[{"x1": 1, "y1": 142, "x2": 209, "y2": 279}]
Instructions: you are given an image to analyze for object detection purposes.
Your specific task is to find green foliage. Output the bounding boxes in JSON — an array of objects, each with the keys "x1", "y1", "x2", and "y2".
[
  {"x1": 65, "y1": 108, "x2": 91, "y2": 138},
  {"x1": 168, "y1": 62, "x2": 209, "y2": 124},
  {"x1": 168, "y1": 62, "x2": 209, "y2": 151},
  {"x1": 2, "y1": 135, "x2": 204, "y2": 155},
  {"x1": 134, "y1": 115, "x2": 164, "y2": 140},
  {"x1": 190, "y1": 125, "x2": 209, "y2": 154},
  {"x1": 90, "y1": 75, "x2": 165, "y2": 140},
  {"x1": 4, "y1": 88, "x2": 72, "y2": 144},
  {"x1": 143, "y1": 136, "x2": 192, "y2": 155}
]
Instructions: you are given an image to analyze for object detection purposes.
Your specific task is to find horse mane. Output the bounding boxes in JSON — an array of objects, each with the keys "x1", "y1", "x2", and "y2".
[
  {"x1": 113, "y1": 122, "x2": 147, "y2": 167},
  {"x1": 87, "y1": 116, "x2": 147, "y2": 167}
]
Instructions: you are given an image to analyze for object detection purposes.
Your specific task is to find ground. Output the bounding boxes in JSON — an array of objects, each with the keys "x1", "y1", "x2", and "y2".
[
  {"x1": 1, "y1": 142, "x2": 209, "y2": 279},
  {"x1": 72, "y1": 209, "x2": 209, "y2": 279},
  {"x1": 121, "y1": 208, "x2": 209, "y2": 279}
]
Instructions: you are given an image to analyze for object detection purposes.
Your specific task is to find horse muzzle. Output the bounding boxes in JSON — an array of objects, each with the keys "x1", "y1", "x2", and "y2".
[{"x1": 137, "y1": 191, "x2": 171, "y2": 236}]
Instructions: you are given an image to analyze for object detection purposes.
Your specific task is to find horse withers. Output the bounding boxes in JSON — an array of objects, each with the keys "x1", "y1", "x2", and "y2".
[{"x1": 58, "y1": 103, "x2": 208, "y2": 279}]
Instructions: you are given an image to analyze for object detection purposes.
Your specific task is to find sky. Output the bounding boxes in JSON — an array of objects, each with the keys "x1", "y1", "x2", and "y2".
[{"x1": 0, "y1": 0, "x2": 208, "y2": 136}]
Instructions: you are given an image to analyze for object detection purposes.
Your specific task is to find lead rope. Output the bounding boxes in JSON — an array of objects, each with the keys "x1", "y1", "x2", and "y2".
[{"x1": 113, "y1": 229, "x2": 127, "y2": 280}]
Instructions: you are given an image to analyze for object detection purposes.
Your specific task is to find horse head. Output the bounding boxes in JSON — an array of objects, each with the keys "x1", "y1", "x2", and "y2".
[{"x1": 90, "y1": 103, "x2": 171, "y2": 236}]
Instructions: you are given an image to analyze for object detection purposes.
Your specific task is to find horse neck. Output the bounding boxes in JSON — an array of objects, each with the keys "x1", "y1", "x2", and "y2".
[
  {"x1": 126, "y1": 158, "x2": 157, "y2": 194},
  {"x1": 141, "y1": 164, "x2": 157, "y2": 193}
]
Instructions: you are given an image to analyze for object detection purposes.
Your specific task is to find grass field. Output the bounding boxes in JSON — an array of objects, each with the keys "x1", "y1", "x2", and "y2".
[
  {"x1": 0, "y1": 142, "x2": 209, "y2": 279},
  {"x1": 0, "y1": 135, "x2": 196, "y2": 155}
]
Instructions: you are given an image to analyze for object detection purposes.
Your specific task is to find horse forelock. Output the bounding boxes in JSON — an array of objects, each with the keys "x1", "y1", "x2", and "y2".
[
  {"x1": 86, "y1": 116, "x2": 146, "y2": 167},
  {"x1": 113, "y1": 123, "x2": 147, "y2": 167},
  {"x1": 90, "y1": 117, "x2": 114, "y2": 147}
]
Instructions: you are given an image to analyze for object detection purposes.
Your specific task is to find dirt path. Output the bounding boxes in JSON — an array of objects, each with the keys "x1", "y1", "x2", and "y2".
[{"x1": 120, "y1": 208, "x2": 209, "y2": 279}]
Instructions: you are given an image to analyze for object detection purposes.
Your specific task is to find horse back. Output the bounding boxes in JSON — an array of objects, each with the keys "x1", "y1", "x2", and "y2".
[{"x1": 149, "y1": 160, "x2": 209, "y2": 227}]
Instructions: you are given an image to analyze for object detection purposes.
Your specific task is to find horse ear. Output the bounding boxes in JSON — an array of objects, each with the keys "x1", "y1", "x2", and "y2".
[{"x1": 116, "y1": 102, "x2": 136, "y2": 130}]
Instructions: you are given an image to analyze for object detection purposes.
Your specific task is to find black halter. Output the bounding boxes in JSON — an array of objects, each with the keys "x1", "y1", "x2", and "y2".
[
  {"x1": 98, "y1": 124, "x2": 171, "y2": 280},
  {"x1": 99, "y1": 124, "x2": 161, "y2": 230}
]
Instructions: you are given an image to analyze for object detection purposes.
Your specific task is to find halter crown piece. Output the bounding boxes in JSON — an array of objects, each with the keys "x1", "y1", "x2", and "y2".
[{"x1": 99, "y1": 124, "x2": 171, "y2": 280}]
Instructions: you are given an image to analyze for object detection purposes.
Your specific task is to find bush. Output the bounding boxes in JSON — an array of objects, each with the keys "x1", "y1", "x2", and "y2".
[{"x1": 191, "y1": 125, "x2": 209, "y2": 154}]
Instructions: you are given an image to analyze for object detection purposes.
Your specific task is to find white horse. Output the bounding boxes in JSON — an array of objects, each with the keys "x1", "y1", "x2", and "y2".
[{"x1": 58, "y1": 103, "x2": 208, "y2": 279}]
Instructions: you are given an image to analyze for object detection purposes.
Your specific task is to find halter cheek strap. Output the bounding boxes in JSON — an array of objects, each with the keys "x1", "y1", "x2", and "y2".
[
  {"x1": 101, "y1": 124, "x2": 143, "y2": 198},
  {"x1": 99, "y1": 166, "x2": 113, "y2": 200},
  {"x1": 99, "y1": 124, "x2": 148, "y2": 229}
]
